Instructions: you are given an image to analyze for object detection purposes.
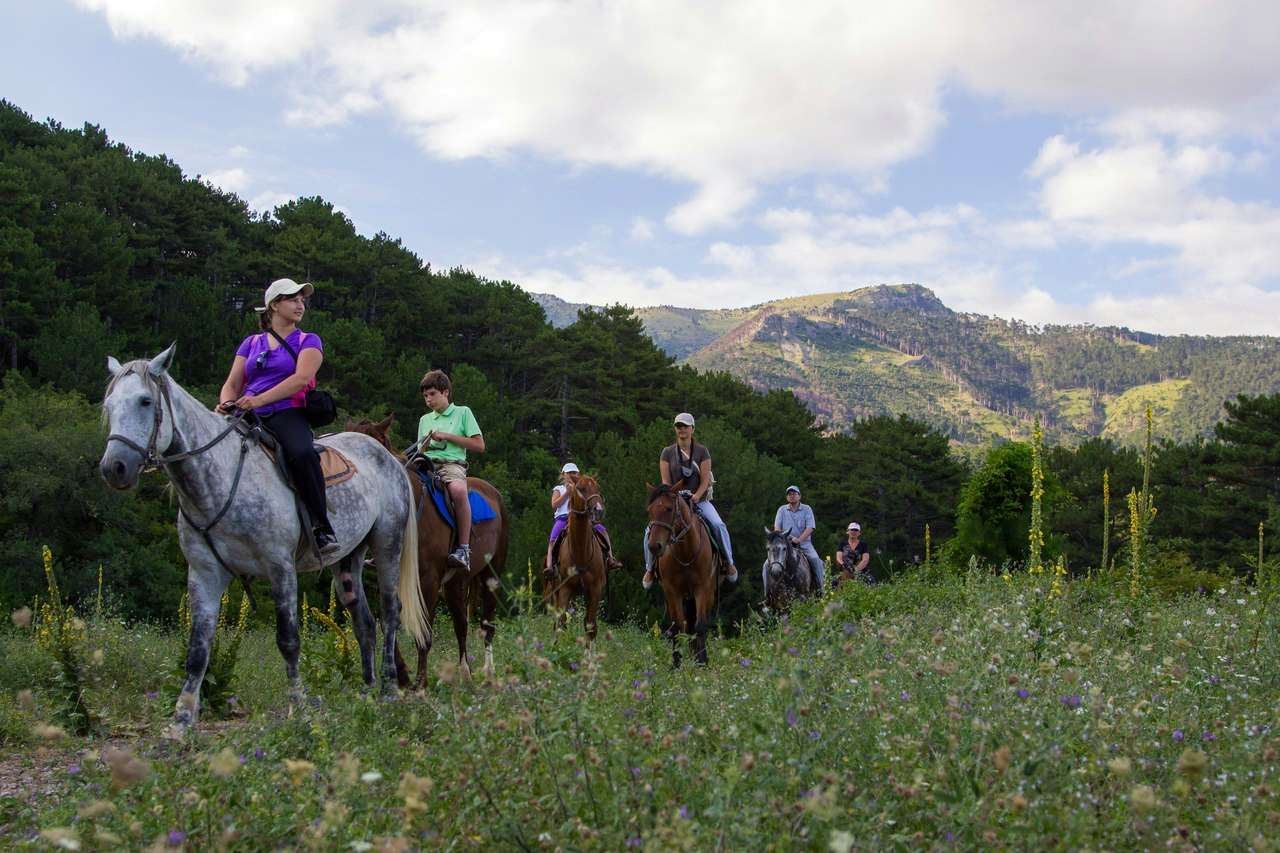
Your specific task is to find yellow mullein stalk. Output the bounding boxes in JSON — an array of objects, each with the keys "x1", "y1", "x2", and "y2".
[
  {"x1": 234, "y1": 591, "x2": 251, "y2": 638},
  {"x1": 1028, "y1": 418, "x2": 1045, "y2": 574},
  {"x1": 327, "y1": 582, "x2": 337, "y2": 622},
  {"x1": 216, "y1": 591, "x2": 230, "y2": 634},
  {"x1": 924, "y1": 524, "x2": 932, "y2": 571},
  {"x1": 1050, "y1": 555, "x2": 1067, "y2": 599},
  {"x1": 310, "y1": 607, "x2": 350, "y2": 657},
  {"x1": 1127, "y1": 489, "x2": 1141, "y2": 598},
  {"x1": 1101, "y1": 469, "x2": 1110, "y2": 574},
  {"x1": 95, "y1": 564, "x2": 104, "y2": 619}
]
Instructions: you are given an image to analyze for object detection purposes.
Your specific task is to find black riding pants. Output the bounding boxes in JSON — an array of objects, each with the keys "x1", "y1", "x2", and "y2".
[{"x1": 260, "y1": 407, "x2": 332, "y2": 534}]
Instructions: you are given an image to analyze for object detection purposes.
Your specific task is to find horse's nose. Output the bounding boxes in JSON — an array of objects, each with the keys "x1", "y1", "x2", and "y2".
[{"x1": 100, "y1": 454, "x2": 135, "y2": 490}]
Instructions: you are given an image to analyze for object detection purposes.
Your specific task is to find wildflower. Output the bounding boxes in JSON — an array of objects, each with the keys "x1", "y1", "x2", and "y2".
[
  {"x1": 678, "y1": 805, "x2": 690, "y2": 819},
  {"x1": 1172, "y1": 729, "x2": 1185, "y2": 742},
  {"x1": 208, "y1": 748, "x2": 239, "y2": 778},
  {"x1": 76, "y1": 800, "x2": 115, "y2": 819},
  {"x1": 739, "y1": 657, "x2": 752, "y2": 667},
  {"x1": 167, "y1": 829, "x2": 187, "y2": 846},
  {"x1": 103, "y1": 746, "x2": 150, "y2": 790},
  {"x1": 1202, "y1": 731, "x2": 1216, "y2": 742},
  {"x1": 829, "y1": 830, "x2": 855, "y2": 853},
  {"x1": 361, "y1": 771, "x2": 383, "y2": 783},
  {"x1": 16, "y1": 689, "x2": 34, "y2": 710},
  {"x1": 1059, "y1": 695, "x2": 1082, "y2": 709},
  {"x1": 254, "y1": 748, "x2": 266, "y2": 760},
  {"x1": 283, "y1": 758, "x2": 317, "y2": 785},
  {"x1": 1130, "y1": 785, "x2": 1158, "y2": 813},
  {"x1": 11, "y1": 606, "x2": 32, "y2": 628},
  {"x1": 68, "y1": 764, "x2": 81, "y2": 775},
  {"x1": 1176, "y1": 748, "x2": 1208, "y2": 779},
  {"x1": 334, "y1": 752, "x2": 360, "y2": 786},
  {"x1": 786, "y1": 708, "x2": 798, "y2": 728},
  {"x1": 1016, "y1": 689, "x2": 1029, "y2": 699},
  {"x1": 1107, "y1": 757, "x2": 1132, "y2": 776},
  {"x1": 33, "y1": 723, "x2": 67, "y2": 741},
  {"x1": 39, "y1": 828, "x2": 80, "y2": 850},
  {"x1": 992, "y1": 745, "x2": 1011, "y2": 773}
]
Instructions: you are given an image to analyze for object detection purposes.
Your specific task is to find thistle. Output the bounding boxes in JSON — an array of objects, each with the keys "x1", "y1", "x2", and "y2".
[{"x1": 1028, "y1": 417, "x2": 1045, "y2": 575}]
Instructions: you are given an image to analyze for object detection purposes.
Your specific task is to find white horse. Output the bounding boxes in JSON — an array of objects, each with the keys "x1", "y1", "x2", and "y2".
[{"x1": 99, "y1": 344, "x2": 429, "y2": 732}]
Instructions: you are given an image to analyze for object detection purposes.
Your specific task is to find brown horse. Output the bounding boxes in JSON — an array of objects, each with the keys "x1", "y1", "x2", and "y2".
[
  {"x1": 645, "y1": 482, "x2": 719, "y2": 667},
  {"x1": 345, "y1": 416, "x2": 509, "y2": 685},
  {"x1": 549, "y1": 475, "x2": 607, "y2": 641}
]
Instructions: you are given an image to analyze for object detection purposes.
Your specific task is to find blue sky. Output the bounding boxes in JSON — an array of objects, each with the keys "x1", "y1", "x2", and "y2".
[{"x1": 4, "y1": 1, "x2": 1280, "y2": 334}]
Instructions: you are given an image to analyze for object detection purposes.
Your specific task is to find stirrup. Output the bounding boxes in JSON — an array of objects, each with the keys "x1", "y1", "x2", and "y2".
[{"x1": 447, "y1": 546, "x2": 471, "y2": 569}]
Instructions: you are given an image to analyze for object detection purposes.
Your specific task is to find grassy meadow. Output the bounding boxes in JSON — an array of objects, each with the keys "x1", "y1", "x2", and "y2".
[{"x1": 3, "y1": 560, "x2": 1279, "y2": 851}]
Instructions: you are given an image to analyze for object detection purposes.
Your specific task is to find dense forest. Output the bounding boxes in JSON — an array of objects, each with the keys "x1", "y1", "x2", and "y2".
[{"x1": 2, "y1": 100, "x2": 1277, "y2": 629}]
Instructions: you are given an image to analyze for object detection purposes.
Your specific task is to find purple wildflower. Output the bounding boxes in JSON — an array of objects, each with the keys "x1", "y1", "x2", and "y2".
[
  {"x1": 569, "y1": 662, "x2": 578, "y2": 671},
  {"x1": 739, "y1": 657, "x2": 752, "y2": 667},
  {"x1": 786, "y1": 708, "x2": 798, "y2": 728},
  {"x1": 238, "y1": 754, "x2": 247, "y2": 765},
  {"x1": 900, "y1": 691, "x2": 910, "y2": 701},
  {"x1": 1059, "y1": 695, "x2": 1082, "y2": 709},
  {"x1": 68, "y1": 765, "x2": 81, "y2": 775},
  {"x1": 1202, "y1": 731, "x2": 1217, "y2": 742},
  {"x1": 842, "y1": 622, "x2": 855, "y2": 636},
  {"x1": 787, "y1": 646, "x2": 798, "y2": 656},
  {"x1": 633, "y1": 691, "x2": 646, "y2": 701},
  {"x1": 630, "y1": 767, "x2": 642, "y2": 778},
  {"x1": 254, "y1": 748, "x2": 266, "y2": 759},
  {"x1": 145, "y1": 691, "x2": 158, "y2": 700},
  {"x1": 167, "y1": 829, "x2": 187, "y2": 846},
  {"x1": 809, "y1": 730, "x2": 820, "y2": 740},
  {"x1": 678, "y1": 805, "x2": 690, "y2": 819},
  {"x1": 1173, "y1": 729, "x2": 1185, "y2": 742},
  {"x1": 632, "y1": 679, "x2": 643, "y2": 687},
  {"x1": 1016, "y1": 689, "x2": 1029, "y2": 699},
  {"x1": 626, "y1": 837, "x2": 642, "y2": 847}
]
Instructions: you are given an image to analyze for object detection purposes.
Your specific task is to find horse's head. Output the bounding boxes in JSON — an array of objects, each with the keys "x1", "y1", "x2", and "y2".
[
  {"x1": 764, "y1": 527, "x2": 791, "y2": 578},
  {"x1": 345, "y1": 414, "x2": 396, "y2": 454},
  {"x1": 100, "y1": 344, "x2": 178, "y2": 490},
  {"x1": 573, "y1": 474, "x2": 605, "y2": 524},
  {"x1": 645, "y1": 481, "x2": 688, "y2": 560}
]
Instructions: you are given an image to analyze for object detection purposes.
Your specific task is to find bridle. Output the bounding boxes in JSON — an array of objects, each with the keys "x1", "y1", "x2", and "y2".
[
  {"x1": 647, "y1": 489, "x2": 706, "y2": 567},
  {"x1": 567, "y1": 481, "x2": 605, "y2": 523},
  {"x1": 765, "y1": 534, "x2": 792, "y2": 578},
  {"x1": 105, "y1": 366, "x2": 245, "y2": 471}
]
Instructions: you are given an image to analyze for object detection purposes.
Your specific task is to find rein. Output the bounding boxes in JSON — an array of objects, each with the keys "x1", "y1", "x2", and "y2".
[{"x1": 649, "y1": 492, "x2": 708, "y2": 569}]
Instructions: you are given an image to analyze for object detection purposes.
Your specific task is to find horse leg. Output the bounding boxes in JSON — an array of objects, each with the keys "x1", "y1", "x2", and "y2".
[
  {"x1": 662, "y1": 582, "x2": 684, "y2": 669},
  {"x1": 692, "y1": 590, "x2": 710, "y2": 666},
  {"x1": 584, "y1": 577, "x2": 600, "y2": 644},
  {"x1": 445, "y1": 576, "x2": 470, "y2": 679},
  {"x1": 332, "y1": 550, "x2": 377, "y2": 688},
  {"x1": 414, "y1": 558, "x2": 440, "y2": 692},
  {"x1": 266, "y1": 566, "x2": 304, "y2": 704},
  {"x1": 173, "y1": 566, "x2": 231, "y2": 733},
  {"x1": 480, "y1": 569, "x2": 498, "y2": 676}
]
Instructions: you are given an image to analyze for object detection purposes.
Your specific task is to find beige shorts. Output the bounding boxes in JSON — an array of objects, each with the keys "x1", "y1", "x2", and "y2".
[{"x1": 435, "y1": 462, "x2": 468, "y2": 484}]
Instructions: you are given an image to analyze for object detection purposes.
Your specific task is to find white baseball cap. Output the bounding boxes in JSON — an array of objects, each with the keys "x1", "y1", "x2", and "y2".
[
  {"x1": 561, "y1": 462, "x2": 580, "y2": 474},
  {"x1": 255, "y1": 278, "x2": 313, "y2": 313},
  {"x1": 673, "y1": 412, "x2": 696, "y2": 427},
  {"x1": 786, "y1": 485, "x2": 801, "y2": 495},
  {"x1": 847, "y1": 522, "x2": 861, "y2": 531}
]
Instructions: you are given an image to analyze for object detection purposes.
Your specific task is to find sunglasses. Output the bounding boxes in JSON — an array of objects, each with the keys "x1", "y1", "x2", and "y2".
[{"x1": 256, "y1": 350, "x2": 269, "y2": 370}]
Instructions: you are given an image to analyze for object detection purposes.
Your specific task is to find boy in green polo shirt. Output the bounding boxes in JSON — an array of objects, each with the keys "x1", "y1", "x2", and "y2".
[{"x1": 418, "y1": 369, "x2": 485, "y2": 569}]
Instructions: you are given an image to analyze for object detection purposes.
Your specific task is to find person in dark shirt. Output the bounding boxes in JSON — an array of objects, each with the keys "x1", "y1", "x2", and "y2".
[{"x1": 834, "y1": 522, "x2": 872, "y2": 585}]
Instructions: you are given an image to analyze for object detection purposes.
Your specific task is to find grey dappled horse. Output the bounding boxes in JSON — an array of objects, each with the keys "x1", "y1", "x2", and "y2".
[
  {"x1": 762, "y1": 527, "x2": 812, "y2": 612},
  {"x1": 98, "y1": 345, "x2": 429, "y2": 733}
]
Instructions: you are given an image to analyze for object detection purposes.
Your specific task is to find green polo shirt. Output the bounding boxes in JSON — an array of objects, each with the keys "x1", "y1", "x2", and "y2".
[{"x1": 418, "y1": 403, "x2": 481, "y2": 463}]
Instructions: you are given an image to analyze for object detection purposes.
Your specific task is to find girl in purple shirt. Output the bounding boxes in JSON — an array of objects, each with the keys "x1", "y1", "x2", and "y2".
[{"x1": 217, "y1": 278, "x2": 339, "y2": 555}]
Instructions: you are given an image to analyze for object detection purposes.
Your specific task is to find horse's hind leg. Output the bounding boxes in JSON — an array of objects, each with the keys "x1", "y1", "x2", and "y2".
[
  {"x1": 444, "y1": 576, "x2": 470, "y2": 678},
  {"x1": 332, "y1": 548, "x2": 377, "y2": 687},
  {"x1": 173, "y1": 566, "x2": 232, "y2": 733},
  {"x1": 414, "y1": 561, "x2": 439, "y2": 692},
  {"x1": 687, "y1": 595, "x2": 709, "y2": 666},
  {"x1": 479, "y1": 569, "x2": 498, "y2": 676},
  {"x1": 584, "y1": 579, "x2": 601, "y2": 644}
]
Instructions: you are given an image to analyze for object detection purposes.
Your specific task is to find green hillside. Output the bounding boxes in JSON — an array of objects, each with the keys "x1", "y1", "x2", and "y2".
[{"x1": 538, "y1": 285, "x2": 1280, "y2": 446}]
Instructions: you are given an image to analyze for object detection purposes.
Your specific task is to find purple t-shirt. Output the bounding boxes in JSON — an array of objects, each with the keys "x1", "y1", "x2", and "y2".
[{"x1": 234, "y1": 330, "x2": 323, "y2": 416}]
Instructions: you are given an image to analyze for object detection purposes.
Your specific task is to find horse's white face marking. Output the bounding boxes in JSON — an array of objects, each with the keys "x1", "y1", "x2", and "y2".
[{"x1": 100, "y1": 364, "x2": 172, "y2": 490}]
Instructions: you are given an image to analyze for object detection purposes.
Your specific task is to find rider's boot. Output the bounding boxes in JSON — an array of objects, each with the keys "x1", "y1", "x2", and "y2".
[
  {"x1": 315, "y1": 527, "x2": 341, "y2": 557},
  {"x1": 447, "y1": 544, "x2": 471, "y2": 569},
  {"x1": 724, "y1": 563, "x2": 739, "y2": 584},
  {"x1": 642, "y1": 569, "x2": 654, "y2": 590}
]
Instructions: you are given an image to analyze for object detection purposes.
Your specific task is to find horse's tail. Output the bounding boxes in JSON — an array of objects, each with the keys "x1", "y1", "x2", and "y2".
[{"x1": 398, "y1": 469, "x2": 430, "y2": 649}]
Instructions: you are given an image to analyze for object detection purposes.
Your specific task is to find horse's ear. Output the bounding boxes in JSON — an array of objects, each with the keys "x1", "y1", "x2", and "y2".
[
  {"x1": 764, "y1": 525, "x2": 773, "y2": 535},
  {"x1": 147, "y1": 342, "x2": 177, "y2": 378},
  {"x1": 378, "y1": 413, "x2": 394, "y2": 430},
  {"x1": 343, "y1": 417, "x2": 357, "y2": 431},
  {"x1": 106, "y1": 356, "x2": 123, "y2": 377}
]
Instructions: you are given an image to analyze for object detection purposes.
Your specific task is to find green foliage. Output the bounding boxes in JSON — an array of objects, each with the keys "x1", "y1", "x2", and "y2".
[{"x1": 950, "y1": 442, "x2": 1062, "y2": 568}]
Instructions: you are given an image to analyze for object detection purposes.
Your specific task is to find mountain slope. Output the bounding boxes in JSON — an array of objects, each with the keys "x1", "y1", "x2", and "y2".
[{"x1": 533, "y1": 286, "x2": 1280, "y2": 445}]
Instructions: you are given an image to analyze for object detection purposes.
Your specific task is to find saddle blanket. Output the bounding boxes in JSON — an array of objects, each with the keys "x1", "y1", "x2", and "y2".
[
  {"x1": 319, "y1": 446, "x2": 356, "y2": 487},
  {"x1": 414, "y1": 468, "x2": 497, "y2": 529}
]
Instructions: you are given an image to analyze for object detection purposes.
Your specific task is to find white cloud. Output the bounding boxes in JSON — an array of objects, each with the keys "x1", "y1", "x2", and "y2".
[
  {"x1": 203, "y1": 167, "x2": 250, "y2": 194},
  {"x1": 248, "y1": 190, "x2": 296, "y2": 213},
  {"x1": 629, "y1": 217, "x2": 655, "y2": 241}
]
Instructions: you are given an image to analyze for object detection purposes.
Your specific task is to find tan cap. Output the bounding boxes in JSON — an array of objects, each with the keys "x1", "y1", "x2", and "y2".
[
  {"x1": 673, "y1": 412, "x2": 695, "y2": 426},
  {"x1": 255, "y1": 278, "x2": 314, "y2": 313}
]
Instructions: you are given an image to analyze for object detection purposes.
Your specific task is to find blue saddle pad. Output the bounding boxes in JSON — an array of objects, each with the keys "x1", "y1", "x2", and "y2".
[{"x1": 415, "y1": 469, "x2": 496, "y2": 529}]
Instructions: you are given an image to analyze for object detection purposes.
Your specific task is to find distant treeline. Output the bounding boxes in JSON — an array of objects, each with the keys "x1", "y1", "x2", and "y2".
[{"x1": 2, "y1": 100, "x2": 1275, "y2": 627}]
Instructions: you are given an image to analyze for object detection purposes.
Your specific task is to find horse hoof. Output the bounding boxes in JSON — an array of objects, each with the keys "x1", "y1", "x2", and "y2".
[{"x1": 162, "y1": 722, "x2": 192, "y2": 742}]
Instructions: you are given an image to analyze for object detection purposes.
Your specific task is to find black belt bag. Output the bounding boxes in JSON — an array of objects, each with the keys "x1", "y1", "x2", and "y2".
[{"x1": 269, "y1": 330, "x2": 337, "y2": 428}]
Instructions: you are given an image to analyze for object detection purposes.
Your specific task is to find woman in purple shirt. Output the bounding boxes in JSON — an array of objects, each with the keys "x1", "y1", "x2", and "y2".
[{"x1": 216, "y1": 278, "x2": 339, "y2": 555}]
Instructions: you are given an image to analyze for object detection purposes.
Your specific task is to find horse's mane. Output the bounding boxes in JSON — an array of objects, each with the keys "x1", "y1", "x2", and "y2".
[
  {"x1": 646, "y1": 481, "x2": 685, "y2": 506},
  {"x1": 346, "y1": 417, "x2": 398, "y2": 456}
]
